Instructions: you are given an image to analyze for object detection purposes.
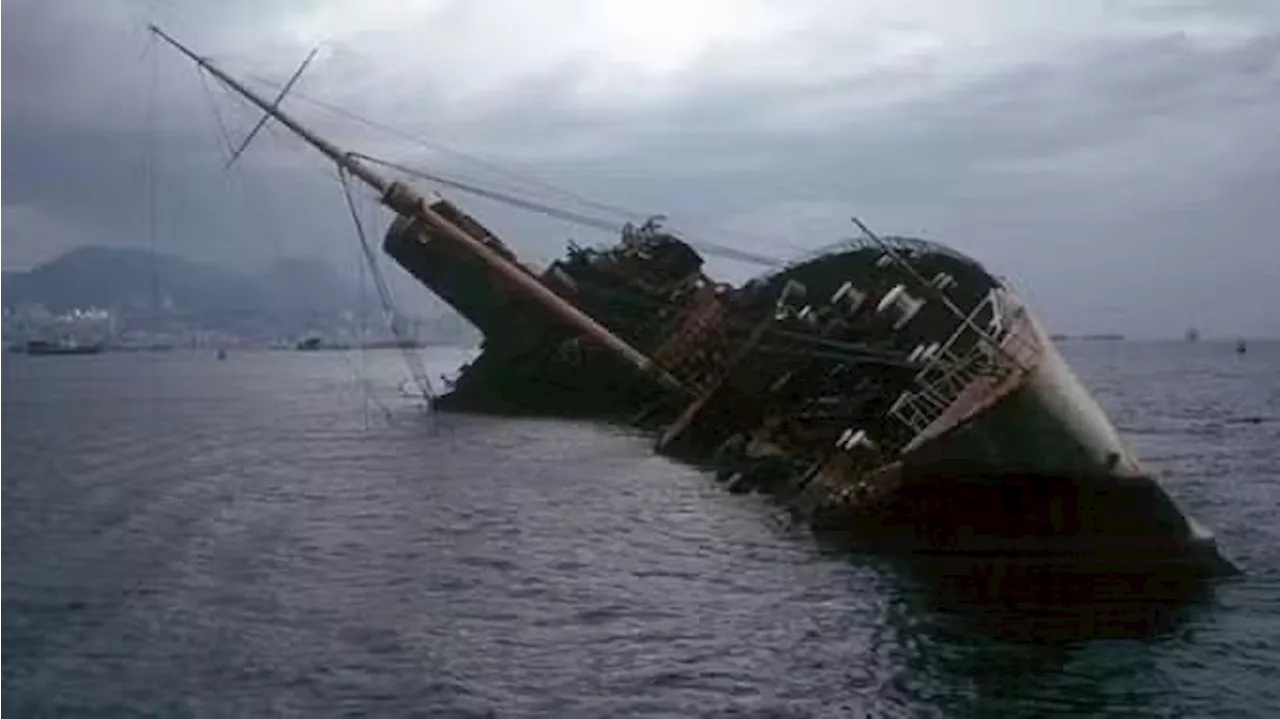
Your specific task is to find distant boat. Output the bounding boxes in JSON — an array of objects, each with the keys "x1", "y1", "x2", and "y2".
[
  {"x1": 1236, "y1": 339, "x2": 1247, "y2": 355},
  {"x1": 217, "y1": 348, "x2": 228, "y2": 360},
  {"x1": 13, "y1": 339, "x2": 104, "y2": 356},
  {"x1": 1185, "y1": 327, "x2": 1200, "y2": 342}
]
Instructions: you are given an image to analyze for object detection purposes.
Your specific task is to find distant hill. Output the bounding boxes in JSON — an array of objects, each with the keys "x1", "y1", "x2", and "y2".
[
  {"x1": 2, "y1": 246, "x2": 475, "y2": 343},
  {"x1": 2, "y1": 271, "x2": 25, "y2": 297},
  {"x1": 258, "y1": 257, "x2": 361, "y2": 316},
  {"x1": 3, "y1": 246, "x2": 263, "y2": 315}
]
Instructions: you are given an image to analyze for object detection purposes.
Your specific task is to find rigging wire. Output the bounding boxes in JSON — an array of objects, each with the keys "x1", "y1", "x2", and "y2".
[
  {"x1": 200, "y1": 60, "x2": 799, "y2": 269},
  {"x1": 224, "y1": 47, "x2": 320, "y2": 170},
  {"x1": 358, "y1": 206, "x2": 370, "y2": 429},
  {"x1": 336, "y1": 340, "x2": 398, "y2": 427},
  {"x1": 190, "y1": 67, "x2": 423, "y2": 420},
  {"x1": 338, "y1": 164, "x2": 437, "y2": 407},
  {"x1": 146, "y1": 30, "x2": 161, "y2": 316},
  {"x1": 342, "y1": 184, "x2": 411, "y2": 429},
  {"x1": 350, "y1": 152, "x2": 787, "y2": 269},
  {"x1": 195, "y1": 65, "x2": 237, "y2": 160},
  {"x1": 201, "y1": 74, "x2": 291, "y2": 259},
  {"x1": 222, "y1": 65, "x2": 806, "y2": 259},
  {"x1": 153, "y1": 31, "x2": 441, "y2": 426},
  {"x1": 231, "y1": 69, "x2": 650, "y2": 222},
  {"x1": 353, "y1": 153, "x2": 624, "y2": 233},
  {"x1": 144, "y1": 28, "x2": 160, "y2": 425}
]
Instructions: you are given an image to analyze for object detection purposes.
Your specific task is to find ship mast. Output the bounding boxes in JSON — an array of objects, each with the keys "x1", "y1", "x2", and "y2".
[{"x1": 149, "y1": 25, "x2": 685, "y2": 392}]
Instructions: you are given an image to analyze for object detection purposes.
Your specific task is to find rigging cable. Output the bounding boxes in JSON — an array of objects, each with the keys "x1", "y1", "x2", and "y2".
[
  {"x1": 144, "y1": 27, "x2": 161, "y2": 427},
  {"x1": 351, "y1": 152, "x2": 787, "y2": 269},
  {"x1": 354, "y1": 153, "x2": 624, "y2": 232},
  {"x1": 358, "y1": 196, "x2": 371, "y2": 429},
  {"x1": 205, "y1": 64, "x2": 800, "y2": 268},
  {"x1": 195, "y1": 65, "x2": 237, "y2": 160},
  {"x1": 335, "y1": 338, "x2": 398, "y2": 427},
  {"x1": 337, "y1": 163, "x2": 437, "y2": 407},
  {"x1": 146, "y1": 29, "x2": 160, "y2": 315},
  {"x1": 233, "y1": 70, "x2": 649, "y2": 222},
  {"x1": 202, "y1": 73, "x2": 290, "y2": 259}
]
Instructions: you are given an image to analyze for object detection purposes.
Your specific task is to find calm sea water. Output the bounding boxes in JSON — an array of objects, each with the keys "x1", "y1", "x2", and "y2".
[{"x1": 3, "y1": 341, "x2": 1278, "y2": 717}]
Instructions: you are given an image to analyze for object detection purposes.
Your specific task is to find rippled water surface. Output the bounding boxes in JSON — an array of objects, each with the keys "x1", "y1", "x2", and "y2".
[{"x1": 4, "y1": 342, "x2": 1278, "y2": 717}]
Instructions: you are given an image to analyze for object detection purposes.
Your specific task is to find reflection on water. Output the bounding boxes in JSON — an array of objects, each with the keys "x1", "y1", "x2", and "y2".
[
  {"x1": 862, "y1": 556, "x2": 1233, "y2": 718},
  {"x1": 895, "y1": 557, "x2": 1217, "y2": 643}
]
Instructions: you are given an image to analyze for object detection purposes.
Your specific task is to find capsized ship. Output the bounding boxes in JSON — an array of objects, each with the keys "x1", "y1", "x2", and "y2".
[{"x1": 155, "y1": 27, "x2": 1233, "y2": 575}]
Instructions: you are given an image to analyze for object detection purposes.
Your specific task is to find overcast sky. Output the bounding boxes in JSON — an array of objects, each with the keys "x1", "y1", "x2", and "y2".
[{"x1": 4, "y1": 0, "x2": 1278, "y2": 337}]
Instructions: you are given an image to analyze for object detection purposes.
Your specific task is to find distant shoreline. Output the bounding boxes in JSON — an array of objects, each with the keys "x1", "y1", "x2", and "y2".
[
  {"x1": 1050, "y1": 334, "x2": 1126, "y2": 342},
  {"x1": 5, "y1": 342, "x2": 480, "y2": 355},
  {"x1": 1048, "y1": 335, "x2": 1274, "y2": 343}
]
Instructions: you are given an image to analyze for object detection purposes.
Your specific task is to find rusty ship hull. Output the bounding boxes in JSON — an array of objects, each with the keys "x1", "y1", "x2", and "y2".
[{"x1": 385, "y1": 203, "x2": 1231, "y2": 575}]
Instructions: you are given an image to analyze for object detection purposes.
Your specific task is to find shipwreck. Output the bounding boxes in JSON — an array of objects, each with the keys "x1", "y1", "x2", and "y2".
[{"x1": 153, "y1": 27, "x2": 1234, "y2": 576}]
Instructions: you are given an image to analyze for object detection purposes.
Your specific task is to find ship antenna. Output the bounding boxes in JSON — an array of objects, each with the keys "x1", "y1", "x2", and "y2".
[
  {"x1": 147, "y1": 25, "x2": 687, "y2": 394},
  {"x1": 851, "y1": 216, "x2": 1022, "y2": 368}
]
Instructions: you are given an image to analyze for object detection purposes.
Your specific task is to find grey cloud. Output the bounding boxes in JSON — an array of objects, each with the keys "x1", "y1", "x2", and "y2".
[{"x1": 4, "y1": 1, "x2": 1279, "y2": 338}]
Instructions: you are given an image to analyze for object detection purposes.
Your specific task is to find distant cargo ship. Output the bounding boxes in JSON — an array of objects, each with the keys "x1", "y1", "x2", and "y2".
[{"x1": 10, "y1": 339, "x2": 104, "y2": 356}]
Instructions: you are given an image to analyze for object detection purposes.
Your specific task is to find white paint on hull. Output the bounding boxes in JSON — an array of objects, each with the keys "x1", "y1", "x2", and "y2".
[
  {"x1": 895, "y1": 287, "x2": 1229, "y2": 566},
  {"x1": 905, "y1": 290, "x2": 1139, "y2": 477},
  {"x1": 1011, "y1": 303, "x2": 1143, "y2": 476}
]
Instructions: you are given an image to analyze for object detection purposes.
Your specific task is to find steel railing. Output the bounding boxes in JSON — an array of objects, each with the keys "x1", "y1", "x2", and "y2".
[{"x1": 887, "y1": 290, "x2": 1039, "y2": 435}]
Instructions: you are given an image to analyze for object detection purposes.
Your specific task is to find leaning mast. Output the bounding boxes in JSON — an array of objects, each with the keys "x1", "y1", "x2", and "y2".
[{"x1": 148, "y1": 25, "x2": 685, "y2": 392}]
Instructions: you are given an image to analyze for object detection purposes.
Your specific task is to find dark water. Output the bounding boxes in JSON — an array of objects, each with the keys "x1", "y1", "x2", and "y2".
[{"x1": 4, "y1": 342, "x2": 1278, "y2": 717}]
